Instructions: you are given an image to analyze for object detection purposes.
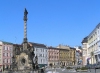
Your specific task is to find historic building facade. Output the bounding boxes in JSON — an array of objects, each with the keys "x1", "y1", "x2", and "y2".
[
  {"x1": 87, "y1": 23, "x2": 100, "y2": 64},
  {"x1": 0, "y1": 42, "x2": 3, "y2": 71},
  {"x1": 81, "y1": 36, "x2": 88, "y2": 65},
  {"x1": 59, "y1": 48, "x2": 69, "y2": 66},
  {"x1": 57, "y1": 44, "x2": 76, "y2": 66},
  {"x1": 13, "y1": 44, "x2": 22, "y2": 57},
  {"x1": 48, "y1": 47, "x2": 59, "y2": 66},
  {"x1": 29, "y1": 42, "x2": 48, "y2": 68},
  {"x1": 74, "y1": 46, "x2": 82, "y2": 65},
  {"x1": 69, "y1": 47, "x2": 76, "y2": 65},
  {"x1": 0, "y1": 41, "x2": 13, "y2": 71}
]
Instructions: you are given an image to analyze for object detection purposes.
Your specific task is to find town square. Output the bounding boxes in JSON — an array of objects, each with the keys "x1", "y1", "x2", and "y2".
[{"x1": 0, "y1": 0, "x2": 100, "y2": 73}]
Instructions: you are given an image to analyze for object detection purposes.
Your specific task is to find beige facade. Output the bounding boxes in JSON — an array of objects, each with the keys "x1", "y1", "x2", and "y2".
[
  {"x1": 59, "y1": 48, "x2": 69, "y2": 66},
  {"x1": 81, "y1": 37, "x2": 88, "y2": 65},
  {"x1": 57, "y1": 44, "x2": 70, "y2": 50},
  {"x1": 57, "y1": 45, "x2": 76, "y2": 66},
  {"x1": 0, "y1": 42, "x2": 2, "y2": 71}
]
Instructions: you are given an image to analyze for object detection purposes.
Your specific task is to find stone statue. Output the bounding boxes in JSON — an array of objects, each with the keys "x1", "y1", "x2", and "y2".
[
  {"x1": 35, "y1": 56, "x2": 39, "y2": 70},
  {"x1": 28, "y1": 46, "x2": 35, "y2": 61},
  {"x1": 24, "y1": 8, "x2": 28, "y2": 21},
  {"x1": 35, "y1": 56, "x2": 38, "y2": 64},
  {"x1": 11, "y1": 56, "x2": 17, "y2": 70}
]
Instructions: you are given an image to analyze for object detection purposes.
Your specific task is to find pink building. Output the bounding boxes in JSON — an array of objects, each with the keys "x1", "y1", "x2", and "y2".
[
  {"x1": 0, "y1": 41, "x2": 13, "y2": 70},
  {"x1": 48, "y1": 47, "x2": 59, "y2": 66}
]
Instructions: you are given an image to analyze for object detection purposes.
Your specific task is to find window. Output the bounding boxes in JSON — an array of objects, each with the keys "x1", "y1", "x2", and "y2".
[
  {"x1": 43, "y1": 59, "x2": 45, "y2": 63},
  {"x1": 45, "y1": 55, "x2": 47, "y2": 57},
  {"x1": 43, "y1": 49, "x2": 44, "y2": 52},
  {"x1": 83, "y1": 44, "x2": 87, "y2": 48},
  {"x1": 10, "y1": 53, "x2": 12, "y2": 57},
  {"x1": 10, "y1": 47, "x2": 12, "y2": 50},
  {"x1": 7, "y1": 59, "x2": 8, "y2": 63},
  {"x1": 7, "y1": 46, "x2": 8, "y2": 50},
  {"x1": 5, "y1": 46, "x2": 7, "y2": 50},
  {"x1": 95, "y1": 32, "x2": 97, "y2": 35},
  {"x1": 46, "y1": 50, "x2": 47, "y2": 52},
  {"x1": 8, "y1": 59, "x2": 10, "y2": 63},
  {"x1": 7, "y1": 53, "x2": 8, "y2": 57},
  {"x1": 41, "y1": 59, "x2": 42, "y2": 63},
  {"x1": 3, "y1": 53, "x2": 5, "y2": 56},
  {"x1": 10, "y1": 59, "x2": 12, "y2": 63},
  {"x1": 5, "y1": 59, "x2": 6, "y2": 63},
  {"x1": 3, "y1": 46, "x2": 5, "y2": 50},
  {"x1": 5, "y1": 53, "x2": 7, "y2": 56},
  {"x1": 98, "y1": 54, "x2": 100, "y2": 59},
  {"x1": 39, "y1": 54, "x2": 42, "y2": 57},
  {"x1": 8, "y1": 46, "x2": 10, "y2": 50},
  {"x1": 3, "y1": 59, "x2": 5, "y2": 63}
]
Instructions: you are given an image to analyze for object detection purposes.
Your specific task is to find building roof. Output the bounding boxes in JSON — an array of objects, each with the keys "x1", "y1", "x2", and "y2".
[
  {"x1": 13, "y1": 44, "x2": 22, "y2": 47},
  {"x1": 88, "y1": 23, "x2": 100, "y2": 38},
  {"x1": 47, "y1": 46, "x2": 70, "y2": 51},
  {"x1": 29, "y1": 42, "x2": 47, "y2": 48},
  {"x1": 81, "y1": 36, "x2": 88, "y2": 43},
  {"x1": 48, "y1": 46, "x2": 60, "y2": 50},
  {"x1": 57, "y1": 44, "x2": 70, "y2": 50},
  {"x1": 70, "y1": 47, "x2": 76, "y2": 50},
  {"x1": 0, "y1": 41, "x2": 13, "y2": 45}
]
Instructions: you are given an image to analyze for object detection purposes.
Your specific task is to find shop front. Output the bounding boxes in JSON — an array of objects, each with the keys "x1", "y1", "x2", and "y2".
[{"x1": 38, "y1": 64, "x2": 47, "y2": 69}]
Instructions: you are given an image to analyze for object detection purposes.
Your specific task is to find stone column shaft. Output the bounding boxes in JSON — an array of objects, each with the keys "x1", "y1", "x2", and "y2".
[{"x1": 24, "y1": 21, "x2": 27, "y2": 39}]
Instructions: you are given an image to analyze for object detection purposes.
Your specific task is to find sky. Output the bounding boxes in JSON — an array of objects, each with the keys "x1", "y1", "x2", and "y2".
[{"x1": 0, "y1": 0, "x2": 100, "y2": 47}]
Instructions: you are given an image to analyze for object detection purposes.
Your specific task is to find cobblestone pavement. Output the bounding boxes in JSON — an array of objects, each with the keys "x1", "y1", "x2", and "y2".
[{"x1": 45, "y1": 68, "x2": 100, "y2": 73}]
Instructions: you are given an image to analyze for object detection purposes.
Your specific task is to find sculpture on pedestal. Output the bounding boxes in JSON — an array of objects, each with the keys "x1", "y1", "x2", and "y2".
[{"x1": 10, "y1": 8, "x2": 38, "y2": 72}]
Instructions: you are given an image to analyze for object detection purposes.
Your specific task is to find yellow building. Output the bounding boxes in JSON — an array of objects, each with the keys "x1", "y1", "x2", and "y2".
[
  {"x1": 59, "y1": 48, "x2": 69, "y2": 66},
  {"x1": 69, "y1": 47, "x2": 76, "y2": 65},
  {"x1": 57, "y1": 44, "x2": 76, "y2": 66}
]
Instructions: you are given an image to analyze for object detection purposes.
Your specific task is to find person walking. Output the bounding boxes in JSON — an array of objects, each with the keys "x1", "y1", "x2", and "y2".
[{"x1": 89, "y1": 67, "x2": 91, "y2": 72}]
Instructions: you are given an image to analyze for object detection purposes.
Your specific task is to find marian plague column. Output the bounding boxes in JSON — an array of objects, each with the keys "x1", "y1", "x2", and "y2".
[
  {"x1": 14, "y1": 8, "x2": 35, "y2": 71},
  {"x1": 23, "y1": 8, "x2": 28, "y2": 51}
]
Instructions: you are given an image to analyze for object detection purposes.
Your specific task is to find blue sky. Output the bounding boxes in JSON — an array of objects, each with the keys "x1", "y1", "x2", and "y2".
[{"x1": 0, "y1": 0, "x2": 100, "y2": 47}]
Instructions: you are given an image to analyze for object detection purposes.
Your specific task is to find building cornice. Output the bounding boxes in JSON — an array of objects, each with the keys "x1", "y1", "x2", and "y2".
[{"x1": 88, "y1": 23, "x2": 100, "y2": 38}]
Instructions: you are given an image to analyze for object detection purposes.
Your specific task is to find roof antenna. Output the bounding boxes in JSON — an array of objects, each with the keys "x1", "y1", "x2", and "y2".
[{"x1": 15, "y1": 37, "x2": 17, "y2": 44}]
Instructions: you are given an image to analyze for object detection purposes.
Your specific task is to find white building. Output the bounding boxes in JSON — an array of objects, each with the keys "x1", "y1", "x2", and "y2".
[
  {"x1": 74, "y1": 46, "x2": 82, "y2": 65},
  {"x1": 81, "y1": 36, "x2": 88, "y2": 65},
  {"x1": 86, "y1": 23, "x2": 100, "y2": 64},
  {"x1": 29, "y1": 42, "x2": 48, "y2": 68}
]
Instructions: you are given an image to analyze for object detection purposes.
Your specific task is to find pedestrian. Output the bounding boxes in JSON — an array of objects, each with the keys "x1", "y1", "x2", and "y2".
[
  {"x1": 41, "y1": 69, "x2": 44, "y2": 73},
  {"x1": 89, "y1": 67, "x2": 91, "y2": 72}
]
